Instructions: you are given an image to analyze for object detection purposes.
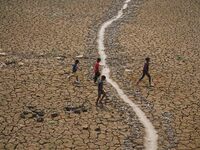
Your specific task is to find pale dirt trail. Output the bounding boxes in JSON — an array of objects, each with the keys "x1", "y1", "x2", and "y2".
[{"x1": 97, "y1": 0, "x2": 158, "y2": 149}]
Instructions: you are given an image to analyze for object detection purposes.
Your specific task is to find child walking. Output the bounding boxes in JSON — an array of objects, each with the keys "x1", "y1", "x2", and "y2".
[
  {"x1": 68, "y1": 60, "x2": 80, "y2": 83},
  {"x1": 93, "y1": 58, "x2": 101, "y2": 83},
  {"x1": 96, "y1": 75, "x2": 106, "y2": 106},
  {"x1": 137, "y1": 57, "x2": 152, "y2": 86}
]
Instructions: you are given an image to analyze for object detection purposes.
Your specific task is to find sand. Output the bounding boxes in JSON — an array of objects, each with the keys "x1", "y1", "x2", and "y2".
[{"x1": 0, "y1": 0, "x2": 200, "y2": 149}]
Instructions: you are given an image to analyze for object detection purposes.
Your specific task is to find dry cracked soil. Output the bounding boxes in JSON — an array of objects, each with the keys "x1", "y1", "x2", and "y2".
[{"x1": 0, "y1": 0, "x2": 200, "y2": 150}]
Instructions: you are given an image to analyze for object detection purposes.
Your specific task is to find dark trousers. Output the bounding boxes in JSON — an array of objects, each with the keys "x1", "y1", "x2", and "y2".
[
  {"x1": 93, "y1": 71, "x2": 100, "y2": 83},
  {"x1": 139, "y1": 71, "x2": 151, "y2": 85}
]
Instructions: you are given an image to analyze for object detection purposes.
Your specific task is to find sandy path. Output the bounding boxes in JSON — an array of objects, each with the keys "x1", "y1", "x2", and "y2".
[{"x1": 97, "y1": 0, "x2": 157, "y2": 149}]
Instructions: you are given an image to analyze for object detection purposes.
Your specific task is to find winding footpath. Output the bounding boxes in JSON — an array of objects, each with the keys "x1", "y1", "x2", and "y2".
[{"x1": 97, "y1": 0, "x2": 158, "y2": 149}]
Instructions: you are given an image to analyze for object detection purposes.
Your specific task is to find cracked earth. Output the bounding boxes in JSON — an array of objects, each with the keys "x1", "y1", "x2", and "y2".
[{"x1": 0, "y1": 0, "x2": 200, "y2": 149}]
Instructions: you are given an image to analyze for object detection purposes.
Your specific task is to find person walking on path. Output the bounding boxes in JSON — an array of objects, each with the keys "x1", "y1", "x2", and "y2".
[
  {"x1": 93, "y1": 58, "x2": 101, "y2": 83},
  {"x1": 68, "y1": 59, "x2": 80, "y2": 83},
  {"x1": 96, "y1": 75, "x2": 106, "y2": 106},
  {"x1": 137, "y1": 57, "x2": 152, "y2": 86}
]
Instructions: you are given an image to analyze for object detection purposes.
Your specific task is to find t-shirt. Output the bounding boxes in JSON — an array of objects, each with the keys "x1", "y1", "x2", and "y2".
[
  {"x1": 72, "y1": 64, "x2": 78, "y2": 73},
  {"x1": 143, "y1": 63, "x2": 149, "y2": 72},
  {"x1": 98, "y1": 80, "x2": 103, "y2": 92},
  {"x1": 94, "y1": 62, "x2": 100, "y2": 73}
]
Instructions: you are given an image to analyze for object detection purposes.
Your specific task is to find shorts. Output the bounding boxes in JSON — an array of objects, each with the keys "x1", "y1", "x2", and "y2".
[
  {"x1": 98, "y1": 90, "x2": 105, "y2": 97},
  {"x1": 72, "y1": 71, "x2": 79, "y2": 77}
]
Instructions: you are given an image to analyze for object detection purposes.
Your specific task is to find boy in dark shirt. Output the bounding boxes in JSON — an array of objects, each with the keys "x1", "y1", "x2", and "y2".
[
  {"x1": 68, "y1": 60, "x2": 80, "y2": 83},
  {"x1": 137, "y1": 57, "x2": 152, "y2": 86},
  {"x1": 96, "y1": 75, "x2": 106, "y2": 106},
  {"x1": 93, "y1": 58, "x2": 101, "y2": 83}
]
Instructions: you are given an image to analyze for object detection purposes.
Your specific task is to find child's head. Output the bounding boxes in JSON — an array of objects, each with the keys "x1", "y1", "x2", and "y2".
[
  {"x1": 145, "y1": 57, "x2": 150, "y2": 62},
  {"x1": 97, "y1": 58, "x2": 101, "y2": 63},
  {"x1": 101, "y1": 75, "x2": 106, "y2": 81},
  {"x1": 75, "y1": 60, "x2": 79, "y2": 64}
]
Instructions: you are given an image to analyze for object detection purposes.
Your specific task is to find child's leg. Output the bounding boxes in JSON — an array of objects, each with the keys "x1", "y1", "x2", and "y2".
[
  {"x1": 96, "y1": 95, "x2": 101, "y2": 106},
  {"x1": 99, "y1": 91, "x2": 106, "y2": 104},
  {"x1": 139, "y1": 72, "x2": 145, "y2": 81},
  {"x1": 73, "y1": 72, "x2": 80, "y2": 83},
  {"x1": 146, "y1": 72, "x2": 151, "y2": 86},
  {"x1": 137, "y1": 72, "x2": 145, "y2": 85},
  {"x1": 94, "y1": 73, "x2": 98, "y2": 83},
  {"x1": 67, "y1": 73, "x2": 74, "y2": 79},
  {"x1": 94, "y1": 72, "x2": 100, "y2": 83}
]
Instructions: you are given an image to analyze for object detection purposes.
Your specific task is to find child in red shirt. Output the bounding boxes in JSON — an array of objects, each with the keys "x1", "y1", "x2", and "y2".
[{"x1": 93, "y1": 58, "x2": 101, "y2": 83}]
